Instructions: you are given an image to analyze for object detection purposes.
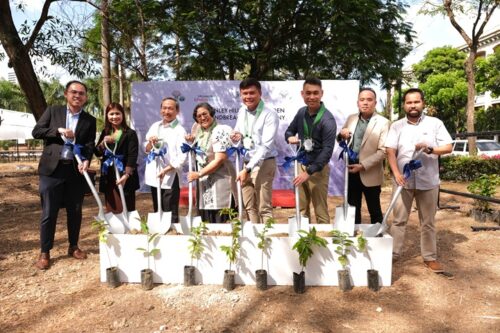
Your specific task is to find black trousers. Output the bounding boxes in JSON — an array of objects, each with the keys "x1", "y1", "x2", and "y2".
[
  {"x1": 199, "y1": 196, "x2": 236, "y2": 223},
  {"x1": 39, "y1": 162, "x2": 85, "y2": 253},
  {"x1": 347, "y1": 172, "x2": 383, "y2": 224},
  {"x1": 150, "y1": 174, "x2": 180, "y2": 223}
]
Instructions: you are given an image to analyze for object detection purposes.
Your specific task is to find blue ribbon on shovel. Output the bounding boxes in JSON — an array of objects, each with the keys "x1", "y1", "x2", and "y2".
[
  {"x1": 70, "y1": 143, "x2": 87, "y2": 161},
  {"x1": 338, "y1": 140, "x2": 358, "y2": 161},
  {"x1": 403, "y1": 159, "x2": 422, "y2": 179},
  {"x1": 181, "y1": 143, "x2": 204, "y2": 155},
  {"x1": 226, "y1": 145, "x2": 248, "y2": 157},
  {"x1": 282, "y1": 150, "x2": 308, "y2": 171},
  {"x1": 102, "y1": 150, "x2": 124, "y2": 175},
  {"x1": 145, "y1": 146, "x2": 167, "y2": 164}
]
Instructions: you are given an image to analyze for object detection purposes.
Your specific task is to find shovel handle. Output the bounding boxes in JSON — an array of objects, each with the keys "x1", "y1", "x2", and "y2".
[
  {"x1": 234, "y1": 150, "x2": 244, "y2": 222},
  {"x1": 187, "y1": 149, "x2": 193, "y2": 226},
  {"x1": 75, "y1": 154, "x2": 105, "y2": 221},
  {"x1": 292, "y1": 142, "x2": 301, "y2": 229},
  {"x1": 113, "y1": 163, "x2": 129, "y2": 216},
  {"x1": 156, "y1": 157, "x2": 163, "y2": 217}
]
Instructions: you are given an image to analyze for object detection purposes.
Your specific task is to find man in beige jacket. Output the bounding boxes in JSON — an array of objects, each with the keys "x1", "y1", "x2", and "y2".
[{"x1": 338, "y1": 87, "x2": 389, "y2": 224}]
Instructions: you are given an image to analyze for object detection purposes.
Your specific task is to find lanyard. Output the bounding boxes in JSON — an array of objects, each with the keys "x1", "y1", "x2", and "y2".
[
  {"x1": 303, "y1": 103, "x2": 326, "y2": 139},
  {"x1": 244, "y1": 100, "x2": 264, "y2": 138},
  {"x1": 104, "y1": 129, "x2": 122, "y2": 154},
  {"x1": 195, "y1": 121, "x2": 217, "y2": 152}
]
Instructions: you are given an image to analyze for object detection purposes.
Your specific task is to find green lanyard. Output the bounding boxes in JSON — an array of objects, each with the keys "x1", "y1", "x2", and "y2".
[
  {"x1": 196, "y1": 121, "x2": 217, "y2": 152},
  {"x1": 244, "y1": 100, "x2": 264, "y2": 138},
  {"x1": 104, "y1": 128, "x2": 122, "y2": 153},
  {"x1": 303, "y1": 103, "x2": 326, "y2": 139}
]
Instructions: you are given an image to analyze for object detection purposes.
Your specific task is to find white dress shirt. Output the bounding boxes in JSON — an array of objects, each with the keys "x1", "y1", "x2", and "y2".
[
  {"x1": 144, "y1": 119, "x2": 187, "y2": 189},
  {"x1": 233, "y1": 102, "x2": 279, "y2": 169}
]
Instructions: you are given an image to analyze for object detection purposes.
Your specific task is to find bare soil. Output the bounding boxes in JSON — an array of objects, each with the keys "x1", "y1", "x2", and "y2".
[{"x1": 1, "y1": 162, "x2": 499, "y2": 333}]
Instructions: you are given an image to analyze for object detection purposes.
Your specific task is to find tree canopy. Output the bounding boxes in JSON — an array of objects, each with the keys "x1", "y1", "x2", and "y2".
[{"x1": 1, "y1": 0, "x2": 415, "y2": 119}]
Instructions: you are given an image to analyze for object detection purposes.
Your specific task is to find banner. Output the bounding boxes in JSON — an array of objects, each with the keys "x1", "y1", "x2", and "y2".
[{"x1": 131, "y1": 80, "x2": 360, "y2": 195}]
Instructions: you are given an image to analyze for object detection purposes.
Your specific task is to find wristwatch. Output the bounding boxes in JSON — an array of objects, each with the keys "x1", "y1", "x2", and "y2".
[
  {"x1": 426, "y1": 147, "x2": 434, "y2": 154},
  {"x1": 245, "y1": 166, "x2": 252, "y2": 173}
]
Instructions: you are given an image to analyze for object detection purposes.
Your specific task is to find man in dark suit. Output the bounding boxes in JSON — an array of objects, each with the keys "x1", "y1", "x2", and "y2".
[{"x1": 32, "y1": 80, "x2": 96, "y2": 270}]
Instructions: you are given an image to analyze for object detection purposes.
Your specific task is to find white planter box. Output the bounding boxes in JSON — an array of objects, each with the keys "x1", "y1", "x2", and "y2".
[{"x1": 99, "y1": 223, "x2": 393, "y2": 286}]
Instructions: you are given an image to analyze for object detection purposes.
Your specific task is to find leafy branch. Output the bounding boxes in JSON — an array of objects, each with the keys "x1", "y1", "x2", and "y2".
[
  {"x1": 188, "y1": 221, "x2": 208, "y2": 266},
  {"x1": 219, "y1": 208, "x2": 241, "y2": 271},
  {"x1": 91, "y1": 218, "x2": 113, "y2": 267},
  {"x1": 292, "y1": 227, "x2": 328, "y2": 272},
  {"x1": 256, "y1": 218, "x2": 275, "y2": 270},
  {"x1": 136, "y1": 217, "x2": 160, "y2": 270}
]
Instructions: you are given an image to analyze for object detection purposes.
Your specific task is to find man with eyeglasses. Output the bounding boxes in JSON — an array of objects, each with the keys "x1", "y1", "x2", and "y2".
[{"x1": 32, "y1": 80, "x2": 96, "y2": 270}]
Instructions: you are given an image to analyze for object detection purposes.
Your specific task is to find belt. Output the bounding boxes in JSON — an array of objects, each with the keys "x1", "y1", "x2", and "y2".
[
  {"x1": 264, "y1": 156, "x2": 275, "y2": 161},
  {"x1": 59, "y1": 159, "x2": 74, "y2": 165}
]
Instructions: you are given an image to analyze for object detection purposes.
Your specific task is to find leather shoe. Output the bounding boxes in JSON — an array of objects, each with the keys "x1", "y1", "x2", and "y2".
[
  {"x1": 68, "y1": 246, "x2": 87, "y2": 260},
  {"x1": 424, "y1": 260, "x2": 444, "y2": 273},
  {"x1": 35, "y1": 252, "x2": 50, "y2": 270}
]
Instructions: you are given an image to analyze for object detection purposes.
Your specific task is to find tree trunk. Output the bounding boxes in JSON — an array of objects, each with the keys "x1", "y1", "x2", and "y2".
[
  {"x1": 465, "y1": 51, "x2": 477, "y2": 156},
  {"x1": 101, "y1": 0, "x2": 112, "y2": 111},
  {"x1": 385, "y1": 87, "x2": 393, "y2": 120},
  {"x1": 0, "y1": 2, "x2": 46, "y2": 121},
  {"x1": 135, "y1": 0, "x2": 149, "y2": 81}
]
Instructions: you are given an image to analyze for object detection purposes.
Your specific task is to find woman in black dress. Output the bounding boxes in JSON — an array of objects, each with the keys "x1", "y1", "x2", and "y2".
[{"x1": 95, "y1": 103, "x2": 139, "y2": 213}]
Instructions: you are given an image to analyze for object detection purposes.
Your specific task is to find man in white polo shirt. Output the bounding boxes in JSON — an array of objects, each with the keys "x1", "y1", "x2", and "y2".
[{"x1": 385, "y1": 88, "x2": 452, "y2": 273}]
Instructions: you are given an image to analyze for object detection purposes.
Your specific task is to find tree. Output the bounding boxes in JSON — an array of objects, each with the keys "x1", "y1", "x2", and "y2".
[
  {"x1": 421, "y1": 0, "x2": 498, "y2": 155},
  {"x1": 412, "y1": 46, "x2": 467, "y2": 83},
  {"x1": 420, "y1": 71, "x2": 468, "y2": 132},
  {"x1": 81, "y1": 0, "x2": 170, "y2": 81},
  {"x1": 101, "y1": 0, "x2": 112, "y2": 109},
  {"x1": 412, "y1": 46, "x2": 468, "y2": 133},
  {"x1": 168, "y1": 0, "x2": 414, "y2": 82},
  {"x1": 0, "y1": 80, "x2": 28, "y2": 111},
  {"x1": 476, "y1": 51, "x2": 500, "y2": 97},
  {"x1": 0, "y1": 1, "x2": 98, "y2": 120}
]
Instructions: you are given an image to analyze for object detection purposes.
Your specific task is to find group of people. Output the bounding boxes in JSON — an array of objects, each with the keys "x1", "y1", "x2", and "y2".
[{"x1": 32, "y1": 78, "x2": 452, "y2": 274}]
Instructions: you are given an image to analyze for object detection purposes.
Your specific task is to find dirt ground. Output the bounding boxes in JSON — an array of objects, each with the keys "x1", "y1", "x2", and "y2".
[{"x1": 0, "y1": 161, "x2": 499, "y2": 333}]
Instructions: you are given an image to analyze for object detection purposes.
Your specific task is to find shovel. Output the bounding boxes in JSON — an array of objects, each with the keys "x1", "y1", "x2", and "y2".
[
  {"x1": 75, "y1": 150, "x2": 128, "y2": 234},
  {"x1": 147, "y1": 150, "x2": 172, "y2": 234},
  {"x1": 365, "y1": 149, "x2": 424, "y2": 237},
  {"x1": 333, "y1": 142, "x2": 356, "y2": 236},
  {"x1": 227, "y1": 143, "x2": 251, "y2": 236},
  {"x1": 179, "y1": 143, "x2": 202, "y2": 233},
  {"x1": 107, "y1": 162, "x2": 141, "y2": 232},
  {"x1": 285, "y1": 142, "x2": 309, "y2": 236}
]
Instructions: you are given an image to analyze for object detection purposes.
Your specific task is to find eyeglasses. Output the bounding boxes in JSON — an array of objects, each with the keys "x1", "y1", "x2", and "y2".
[
  {"x1": 69, "y1": 90, "x2": 86, "y2": 96},
  {"x1": 196, "y1": 112, "x2": 211, "y2": 120}
]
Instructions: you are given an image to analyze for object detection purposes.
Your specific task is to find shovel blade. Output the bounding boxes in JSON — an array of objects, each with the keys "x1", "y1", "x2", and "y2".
[
  {"x1": 333, "y1": 205, "x2": 356, "y2": 236},
  {"x1": 364, "y1": 223, "x2": 380, "y2": 237},
  {"x1": 104, "y1": 212, "x2": 128, "y2": 234},
  {"x1": 288, "y1": 215, "x2": 310, "y2": 236},
  {"x1": 147, "y1": 211, "x2": 172, "y2": 234}
]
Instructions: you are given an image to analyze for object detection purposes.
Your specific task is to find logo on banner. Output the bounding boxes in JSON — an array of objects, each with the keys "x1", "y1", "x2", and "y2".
[
  {"x1": 194, "y1": 95, "x2": 216, "y2": 103},
  {"x1": 171, "y1": 90, "x2": 185, "y2": 102}
]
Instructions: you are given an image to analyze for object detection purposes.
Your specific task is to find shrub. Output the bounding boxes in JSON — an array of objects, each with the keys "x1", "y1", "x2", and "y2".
[
  {"x1": 467, "y1": 174, "x2": 500, "y2": 212},
  {"x1": 440, "y1": 155, "x2": 500, "y2": 181}
]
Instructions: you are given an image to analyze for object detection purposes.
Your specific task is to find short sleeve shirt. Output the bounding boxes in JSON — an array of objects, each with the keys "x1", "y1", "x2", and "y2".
[{"x1": 385, "y1": 114, "x2": 452, "y2": 190}]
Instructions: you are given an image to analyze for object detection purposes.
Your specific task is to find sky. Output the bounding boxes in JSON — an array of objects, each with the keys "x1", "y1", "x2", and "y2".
[{"x1": 1, "y1": 1, "x2": 499, "y2": 87}]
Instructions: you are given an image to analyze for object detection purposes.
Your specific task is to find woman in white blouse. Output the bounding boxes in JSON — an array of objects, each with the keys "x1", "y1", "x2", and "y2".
[{"x1": 185, "y1": 102, "x2": 236, "y2": 223}]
